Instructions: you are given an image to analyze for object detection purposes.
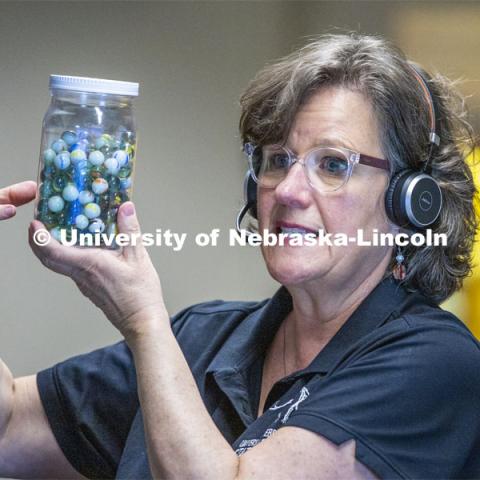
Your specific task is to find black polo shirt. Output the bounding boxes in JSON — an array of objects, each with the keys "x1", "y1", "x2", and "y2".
[{"x1": 37, "y1": 277, "x2": 480, "y2": 479}]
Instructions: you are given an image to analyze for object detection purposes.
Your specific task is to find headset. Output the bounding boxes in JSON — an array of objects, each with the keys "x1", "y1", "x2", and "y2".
[{"x1": 236, "y1": 64, "x2": 443, "y2": 233}]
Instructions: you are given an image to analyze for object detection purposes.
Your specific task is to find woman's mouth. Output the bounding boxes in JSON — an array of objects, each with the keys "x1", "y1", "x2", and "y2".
[{"x1": 275, "y1": 222, "x2": 319, "y2": 238}]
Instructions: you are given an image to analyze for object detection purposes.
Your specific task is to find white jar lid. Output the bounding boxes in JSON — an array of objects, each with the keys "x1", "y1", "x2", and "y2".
[{"x1": 49, "y1": 75, "x2": 139, "y2": 97}]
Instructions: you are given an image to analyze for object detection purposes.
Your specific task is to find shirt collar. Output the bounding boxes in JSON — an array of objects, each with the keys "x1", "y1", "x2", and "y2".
[{"x1": 206, "y1": 276, "x2": 414, "y2": 378}]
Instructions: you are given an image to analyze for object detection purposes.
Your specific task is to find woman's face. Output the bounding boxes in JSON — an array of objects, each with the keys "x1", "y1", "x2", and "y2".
[{"x1": 257, "y1": 87, "x2": 393, "y2": 289}]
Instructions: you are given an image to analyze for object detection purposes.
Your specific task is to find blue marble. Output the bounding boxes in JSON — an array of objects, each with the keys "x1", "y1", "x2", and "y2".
[
  {"x1": 51, "y1": 139, "x2": 67, "y2": 154},
  {"x1": 113, "y1": 150, "x2": 129, "y2": 167},
  {"x1": 119, "y1": 177, "x2": 132, "y2": 190},
  {"x1": 88, "y1": 218, "x2": 105, "y2": 233},
  {"x1": 61, "y1": 131, "x2": 77, "y2": 146},
  {"x1": 69, "y1": 139, "x2": 89, "y2": 153},
  {"x1": 54, "y1": 152, "x2": 71, "y2": 170},
  {"x1": 62, "y1": 184, "x2": 79, "y2": 202},
  {"x1": 84, "y1": 202, "x2": 101, "y2": 219},
  {"x1": 73, "y1": 159, "x2": 88, "y2": 171},
  {"x1": 92, "y1": 178, "x2": 109, "y2": 195},
  {"x1": 88, "y1": 150, "x2": 105, "y2": 166},
  {"x1": 71, "y1": 149, "x2": 87, "y2": 164},
  {"x1": 77, "y1": 129, "x2": 90, "y2": 141},
  {"x1": 48, "y1": 195, "x2": 65, "y2": 213},
  {"x1": 75, "y1": 214, "x2": 89, "y2": 230},
  {"x1": 43, "y1": 148, "x2": 56, "y2": 165},
  {"x1": 78, "y1": 190, "x2": 95, "y2": 205},
  {"x1": 104, "y1": 157, "x2": 120, "y2": 176}
]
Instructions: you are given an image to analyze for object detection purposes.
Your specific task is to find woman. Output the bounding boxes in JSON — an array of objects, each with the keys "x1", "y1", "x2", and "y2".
[{"x1": 1, "y1": 33, "x2": 479, "y2": 479}]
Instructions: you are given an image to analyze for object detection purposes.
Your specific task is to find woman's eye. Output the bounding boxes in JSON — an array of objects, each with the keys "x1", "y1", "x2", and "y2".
[
  {"x1": 269, "y1": 153, "x2": 290, "y2": 170},
  {"x1": 320, "y1": 156, "x2": 348, "y2": 176}
]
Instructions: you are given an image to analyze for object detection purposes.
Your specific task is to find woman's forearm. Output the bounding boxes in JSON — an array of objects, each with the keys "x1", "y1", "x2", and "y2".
[{"x1": 127, "y1": 314, "x2": 239, "y2": 480}]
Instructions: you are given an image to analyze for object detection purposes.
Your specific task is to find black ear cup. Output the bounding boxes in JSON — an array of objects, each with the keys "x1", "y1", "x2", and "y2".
[
  {"x1": 243, "y1": 171, "x2": 258, "y2": 219},
  {"x1": 385, "y1": 169, "x2": 442, "y2": 229},
  {"x1": 385, "y1": 170, "x2": 410, "y2": 226}
]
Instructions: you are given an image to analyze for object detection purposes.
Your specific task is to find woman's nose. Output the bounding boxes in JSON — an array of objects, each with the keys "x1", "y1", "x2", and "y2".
[{"x1": 273, "y1": 162, "x2": 312, "y2": 209}]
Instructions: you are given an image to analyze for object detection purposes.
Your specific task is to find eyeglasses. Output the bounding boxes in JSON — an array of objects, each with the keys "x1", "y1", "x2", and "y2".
[{"x1": 244, "y1": 143, "x2": 389, "y2": 193}]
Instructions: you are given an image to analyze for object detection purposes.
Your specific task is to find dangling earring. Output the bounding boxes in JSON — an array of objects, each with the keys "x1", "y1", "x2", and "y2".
[{"x1": 393, "y1": 246, "x2": 406, "y2": 281}]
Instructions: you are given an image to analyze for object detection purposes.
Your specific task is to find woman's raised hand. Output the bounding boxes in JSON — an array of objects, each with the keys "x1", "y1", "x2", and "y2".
[
  {"x1": 0, "y1": 181, "x2": 37, "y2": 221},
  {"x1": 28, "y1": 202, "x2": 167, "y2": 340}
]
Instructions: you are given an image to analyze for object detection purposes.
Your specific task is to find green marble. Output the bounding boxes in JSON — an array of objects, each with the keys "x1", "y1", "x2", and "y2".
[
  {"x1": 109, "y1": 177, "x2": 121, "y2": 192},
  {"x1": 52, "y1": 174, "x2": 68, "y2": 193},
  {"x1": 40, "y1": 180, "x2": 53, "y2": 199},
  {"x1": 40, "y1": 164, "x2": 56, "y2": 181},
  {"x1": 98, "y1": 193, "x2": 110, "y2": 213},
  {"x1": 36, "y1": 199, "x2": 49, "y2": 218},
  {"x1": 40, "y1": 212, "x2": 57, "y2": 229},
  {"x1": 106, "y1": 209, "x2": 118, "y2": 224},
  {"x1": 90, "y1": 166, "x2": 105, "y2": 179},
  {"x1": 55, "y1": 211, "x2": 68, "y2": 227},
  {"x1": 118, "y1": 166, "x2": 132, "y2": 178}
]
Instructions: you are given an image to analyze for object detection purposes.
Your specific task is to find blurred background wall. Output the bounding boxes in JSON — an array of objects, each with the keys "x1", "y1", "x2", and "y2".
[{"x1": 0, "y1": 0, "x2": 478, "y2": 376}]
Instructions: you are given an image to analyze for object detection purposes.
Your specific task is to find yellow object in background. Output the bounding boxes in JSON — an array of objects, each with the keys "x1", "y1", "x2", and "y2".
[{"x1": 442, "y1": 148, "x2": 480, "y2": 338}]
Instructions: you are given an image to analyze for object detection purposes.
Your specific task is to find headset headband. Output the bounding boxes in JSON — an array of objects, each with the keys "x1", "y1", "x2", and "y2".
[{"x1": 407, "y1": 63, "x2": 441, "y2": 173}]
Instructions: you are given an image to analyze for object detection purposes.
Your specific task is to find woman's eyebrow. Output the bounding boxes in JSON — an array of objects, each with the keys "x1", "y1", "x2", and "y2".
[
  {"x1": 312, "y1": 137, "x2": 356, "y2": 149},
  {"x1": 286, "y1": 137, "x2": 357, "y2": 153}
]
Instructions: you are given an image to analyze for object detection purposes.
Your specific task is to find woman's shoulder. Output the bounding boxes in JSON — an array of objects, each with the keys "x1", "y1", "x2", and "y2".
[
  {"x1": 170, "y1": 296, "x2": 268, "y2": 332},
  {"x1": 391, "y1": 301, "x2": 480, "y2": 351},
  {"x1": 355, "y1": 303, "x2": 480, "y2": 385}
]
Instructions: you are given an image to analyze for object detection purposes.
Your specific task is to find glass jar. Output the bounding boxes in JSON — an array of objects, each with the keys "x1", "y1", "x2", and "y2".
[{"x1": 34, "y1": 75, "x2": 139, "y2": 246}]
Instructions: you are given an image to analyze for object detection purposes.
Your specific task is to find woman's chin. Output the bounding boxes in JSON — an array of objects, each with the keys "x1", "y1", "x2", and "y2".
[{"x1": 264, "y1": 255, "x2": 328, "y2": 287}]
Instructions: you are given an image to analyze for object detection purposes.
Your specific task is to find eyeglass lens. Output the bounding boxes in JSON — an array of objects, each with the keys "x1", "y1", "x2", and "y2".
[{"x1": 251, "y1": 145, "x2": 351, "y2": 192}]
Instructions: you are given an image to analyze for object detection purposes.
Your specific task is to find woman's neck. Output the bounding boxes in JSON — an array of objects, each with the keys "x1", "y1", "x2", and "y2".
[{"x1": 284, "y1": 257, "x2": 390, "y2": 372}]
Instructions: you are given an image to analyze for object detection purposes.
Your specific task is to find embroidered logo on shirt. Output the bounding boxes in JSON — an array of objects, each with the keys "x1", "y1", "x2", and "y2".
[
  {"x1": 278, "y1": 386, "x2": 310, "y2": 424},
  {"x1": 269, "y1": 398, "x2": 294, "y2": 410},
  {"x1": 235, "y1": 387, "x2": 310, "y2": 456}
]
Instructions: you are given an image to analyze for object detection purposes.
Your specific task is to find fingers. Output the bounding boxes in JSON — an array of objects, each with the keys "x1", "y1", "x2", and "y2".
[
  {"x1": 0, "y1": 181, "x2": 37, "y2": 207},
  {"x1": 116, "y1": 202, "x2": 144, "y2": 260},
  {"x1": 28, "y1": 220, "x2": 88, "y2": 277},
  {"x1": 0, "y1": 205, "x2": 16, "y2": 221}
]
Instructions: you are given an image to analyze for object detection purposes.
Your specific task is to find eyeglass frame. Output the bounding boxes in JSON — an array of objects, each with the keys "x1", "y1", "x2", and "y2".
[{"x1": 244, "y1": 142, "x2": 390, "y2": 193}]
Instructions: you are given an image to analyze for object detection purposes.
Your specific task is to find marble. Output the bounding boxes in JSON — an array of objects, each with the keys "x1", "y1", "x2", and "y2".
[
  {"x1": 88, "y1": 150, "x2": 105, "y2": 166},
  {"x1": 48, "y1": 195, "x2": 65, "y2": 213},
  {"x1": 52, "y1": 174, "x2": 69, "y2": 193},
  {"x1": 92, "y1": 178, "x2": 109, "y2": 195},
  {"x1": 43, "y1": 148, "x2": 56, "y2": 165},
  {"x1": 88, "y1": 218, "x2": 105, "y2": 233},
  {"x1": 61, "y1": 131, "x2": 77, "y2": 146},
  {"x1": 54, "y1": 152, "x2": 71, "y2": 170},
  {"x1": 75, "y1": 214, "x2": 89, "y2": 230},
  {"x1": 62, "y1": 184, "x2": 80, "y2": 202},
  {"x1": 104, "y1": 157, "x2": 120, "y2": 176},
  {"x1": 78, "y1": 190, "x2": 95, "y2": 205},
  {"x1": 51, "y1": 139, "x2": 67, "y2": 154},
  {"x1": 84, "y1": 202, "x2": 101, "y2": 219}
]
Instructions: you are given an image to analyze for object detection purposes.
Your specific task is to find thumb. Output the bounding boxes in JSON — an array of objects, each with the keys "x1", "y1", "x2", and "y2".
[{"x1": 117, "y1": 202, "x2": 143, "y2": 259}]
